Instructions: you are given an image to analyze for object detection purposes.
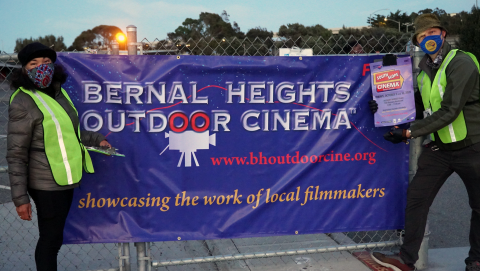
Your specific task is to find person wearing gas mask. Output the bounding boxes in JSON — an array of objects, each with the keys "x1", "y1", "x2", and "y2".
[
  {"x1": 7, "y1": 42, "x2": 111, "y2": 271},
  {"x1": 370, "y1": 14, "x2": 480, "y2": 271}
]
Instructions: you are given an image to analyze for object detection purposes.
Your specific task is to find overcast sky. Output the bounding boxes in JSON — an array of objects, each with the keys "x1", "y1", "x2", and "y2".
[{"x1": 2, "y1": 0, "x2": 476, "y2": 53}]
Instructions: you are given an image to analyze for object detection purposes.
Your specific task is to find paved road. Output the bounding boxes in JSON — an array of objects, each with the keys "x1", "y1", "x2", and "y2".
[{"x1": 429, "y1": 172, "x2": 470, "y2": 249}]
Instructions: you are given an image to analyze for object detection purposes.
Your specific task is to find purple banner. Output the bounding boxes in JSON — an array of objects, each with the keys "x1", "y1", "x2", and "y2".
[{"x1": 57, "y1": 53, "x2": 410, "y2": 244}]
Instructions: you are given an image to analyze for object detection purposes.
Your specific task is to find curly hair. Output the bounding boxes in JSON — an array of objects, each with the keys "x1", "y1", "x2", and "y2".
[{"x1": 10, "y1": 64, "x2": 68, "y2": 91}]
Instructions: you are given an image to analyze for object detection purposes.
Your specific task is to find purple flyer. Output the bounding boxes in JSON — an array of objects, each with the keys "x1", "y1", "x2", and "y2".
[{"x1": 370, "y1": 57, "x2": 415, "y2": 127}]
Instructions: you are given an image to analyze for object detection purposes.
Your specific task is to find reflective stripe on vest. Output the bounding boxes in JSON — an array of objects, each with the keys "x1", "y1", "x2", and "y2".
[
  {"x1": 33, "y1": 90, "x2": 75, "y2": 184},
  {"x1": 10, "y1": 87, "x2": 94, "y2": 185},
  {"x1": 417, "y1": 49, "x2": 480, "y2": 143},
  {"x1": 58, "y1": 88, "x2": 95, "y2": 174}
]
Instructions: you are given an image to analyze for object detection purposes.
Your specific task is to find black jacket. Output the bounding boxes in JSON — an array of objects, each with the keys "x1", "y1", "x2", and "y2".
[{"x1": 7, "y1": 84, "x2": 105, "y2": 207}]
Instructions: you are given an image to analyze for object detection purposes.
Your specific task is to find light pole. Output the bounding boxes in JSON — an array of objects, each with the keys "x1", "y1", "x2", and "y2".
[
  {"x1": 385, "y1": 17, "x2": 401, "y2": 32},
  {"x1": 369, "y1": 8, "x2": 389, "y2": 27},
  {"x1": 403, "y1": 22, "x2": 414, "y2": 33}
]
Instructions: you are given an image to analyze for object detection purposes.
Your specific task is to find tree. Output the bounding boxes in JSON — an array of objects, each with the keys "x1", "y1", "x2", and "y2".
[
  {"x1": 15, "y1": 35, "x2": 67, "y2": 52},
  {"x1": 337, "y1": 27, "x2": 409, "y2": 54},
  {"x1": 458, "y1": 6, "x2": 480, "y2": 60},
  {"x1": 367, "y1": 14, "x2": 388, "y2": 28},
  {"x1": 368, "y1": 10, "x2": 412, "y2": 32},
  {"x1": 168, "y1": 11, "x2": 245, "y2": 41},
  {"x1": 165, "y1": 11, "x2": 246, "y2": 56},
  {"x1": 279, "y1": 23, "x2": 331, "y2": 39},
  {"x1": 305, "y1": 24, "x2": 332, "y2": 39},
  {"x1": 246, "y1": 27, "x2": 273, "y2": 40},
  {"x1": 417, "y1": 8, "x2": 447, "y2": 17},
  {"x1": 414, "y1": 8, "x2": 465, "y2": 35},
  {"x1": 69, "y1": 25, "x2": 124, "y2": 51},
  {"x1": 445, "y1": 11, "x2": 469, "y2": 35},
  {"x1": 278, "y1": 23, "x2": 332, "y2": 47},
  {"x1": 368, "y1": 8, "x2": 468, "y2": 35},
  {"x1": 241, "y1": 27, "x2": 274, "y2": 56},
  {"x1": 386, "y1": 10, "x2": 412, "y2": 32},
  {"x1": 168, "y1": 18, "x2": 204, "y2": 41}
]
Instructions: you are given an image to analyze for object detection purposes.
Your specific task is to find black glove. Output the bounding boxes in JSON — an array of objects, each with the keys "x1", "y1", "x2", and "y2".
[
  {"x1": 368, "y1": 100, "x2": 378, "y2": 114},
  {"x1": 383, "y1": 127, "x2": 407, "y2": 144}
]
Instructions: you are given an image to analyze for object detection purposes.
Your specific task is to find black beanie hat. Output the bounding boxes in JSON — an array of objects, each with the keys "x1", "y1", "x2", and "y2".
[{"x1": 18, "y1": 42, "x2": 57, "y2": 66}]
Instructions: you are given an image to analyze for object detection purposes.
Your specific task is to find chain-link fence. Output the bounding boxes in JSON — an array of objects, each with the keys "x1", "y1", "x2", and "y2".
[
  {"x1": 0, "y1": 34, "x2": 414, "y2": 271},
  {"x1": 138, "y1": 34, "x2": 412, "y2": 56}
]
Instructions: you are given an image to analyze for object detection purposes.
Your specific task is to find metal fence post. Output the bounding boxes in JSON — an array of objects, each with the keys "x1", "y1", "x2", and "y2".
[
  {"x1": 135, "y1": 242, "x2": 149, "y2": 271},
  {"x1": 409, "y1": 43, "x2": 430, "y2": 270},
  {"x1": 111, "y1": 40, "x2": 119, "y2": 56},
  {"x1": 416, "y1": 220, "x2": 431, "y2": 269},
  {"x1": 127, "y1": 25, "x2": 137, "y2": 56},
  {"x1": 118, "y1": 243, "x2": 131, "y2": 271}
]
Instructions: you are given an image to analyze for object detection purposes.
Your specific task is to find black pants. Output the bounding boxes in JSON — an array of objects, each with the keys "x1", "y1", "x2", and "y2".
[
  {"x1": 28, "y1": 188, "x2": 74, "y2": 271},
  {"x1": 400, "y1": 142, "x2": 480, "y2": 265}
]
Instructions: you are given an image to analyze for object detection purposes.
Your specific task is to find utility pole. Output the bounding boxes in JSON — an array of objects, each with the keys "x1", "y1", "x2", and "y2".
[
  {"x1": 403, "y1": 23, "x2": 414, "y2": 33},
  {"x1": 385, "y1": 18, "x2": 401, "y2": 32}
]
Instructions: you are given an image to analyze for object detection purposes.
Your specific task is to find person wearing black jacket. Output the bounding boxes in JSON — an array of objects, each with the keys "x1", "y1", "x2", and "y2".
[
  {"x1": 371, "y1": 14, "x2": 480, "y2": 271},
  {"x1": 8, "y1": 42, "x2": 111, "y2": 271}
]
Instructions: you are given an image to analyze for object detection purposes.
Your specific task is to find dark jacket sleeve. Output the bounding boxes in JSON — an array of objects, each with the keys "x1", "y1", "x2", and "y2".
[
  {"x1": 7, "y1": 97, "x2": 34, "y2": 207},
  {"x1": 80, "y1": 131, "x2": 105, "y2": 147},
  {"x1": 410, "y1": 53, "x2": 479, "y2": 138}
]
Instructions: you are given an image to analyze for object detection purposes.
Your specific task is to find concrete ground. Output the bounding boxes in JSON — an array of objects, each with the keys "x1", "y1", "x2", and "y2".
[{"x1": 427, "y1": 247, "x2": 469, "y2": 271}]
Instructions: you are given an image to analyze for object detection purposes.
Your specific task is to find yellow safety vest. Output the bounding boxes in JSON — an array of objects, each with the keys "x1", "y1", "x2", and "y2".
[
  {"x1": 10, "y1": 87, "x2": 94, "y2": 185},
  {"x1": 417, "y1": 49, "x2": 480, "y2": 143}
]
